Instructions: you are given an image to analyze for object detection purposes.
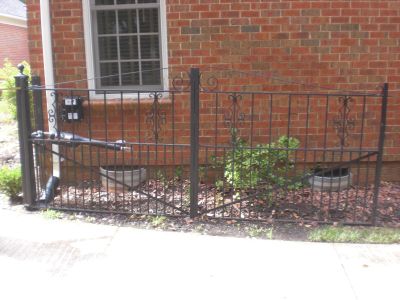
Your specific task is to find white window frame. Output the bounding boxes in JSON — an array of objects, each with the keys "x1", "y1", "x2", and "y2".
[{"x1": 82, "y1": 0, "x2": 169, "y2": 99}]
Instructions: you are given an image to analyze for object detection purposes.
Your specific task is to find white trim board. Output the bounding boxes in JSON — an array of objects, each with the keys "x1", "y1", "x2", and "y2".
[{"x1": 0, "y1": 13, "x2": 27, "y2": 28}]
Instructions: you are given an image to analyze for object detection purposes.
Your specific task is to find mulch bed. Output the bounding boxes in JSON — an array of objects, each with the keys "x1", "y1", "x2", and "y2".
[{"x1": 52, "y1": 180, "x2": 400, "y2": 226}]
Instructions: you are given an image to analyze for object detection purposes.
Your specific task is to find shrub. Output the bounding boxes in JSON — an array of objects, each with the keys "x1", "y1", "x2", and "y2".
[
  {"x1": 0, "y1": 166, "x2": 22, "y2": 200},
  {"x1": 0, "y1": 59, "x2": 31, "y2": 119},
  {"x1": 222, "y1": 135, "x2": 301, "y2": 190}
]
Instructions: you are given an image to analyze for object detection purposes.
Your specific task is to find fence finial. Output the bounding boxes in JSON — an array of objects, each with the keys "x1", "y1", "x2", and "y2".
[{"x1": 17, "y1": 64, "x2": 25, "y2": 75}]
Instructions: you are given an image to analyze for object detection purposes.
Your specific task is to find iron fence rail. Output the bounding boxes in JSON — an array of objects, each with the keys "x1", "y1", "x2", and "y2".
[{"x1": 15, "y1": 66, "x2": 388, "y2": 225}]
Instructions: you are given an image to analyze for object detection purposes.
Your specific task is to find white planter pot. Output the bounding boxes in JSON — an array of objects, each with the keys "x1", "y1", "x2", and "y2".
[
  {"x1": 100, "y1": 166, "x2": 146, "y2": 192},
  {"x1": 308, "y1": 168, "x2": 352, "y2": 192}
]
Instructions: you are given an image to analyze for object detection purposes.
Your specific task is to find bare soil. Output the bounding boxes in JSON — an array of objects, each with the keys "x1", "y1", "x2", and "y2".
[{"x1": 53, "y1": 178, "x2": 400, "y2": 226}]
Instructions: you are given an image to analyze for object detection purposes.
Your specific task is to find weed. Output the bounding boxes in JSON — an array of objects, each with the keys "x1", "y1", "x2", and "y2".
[
  {"x1": 195, "y1": 224, "x2": 205, "y2": 233},
  {"x1": 42, "y1": 209, "x2": 63, "y2": 220},
  {"x1": 156, "y1": 169, "x2": 166, "y2": 182},
  {"x1": 247, "y1": 225, "x2": 273, "y2": 239},
  {"x1": 308, "y1": 226, "x2": 400, "y2": 244},
  {"x1": 149, "y1": 215, "x2": 168, "y2": 228},
  {"x1": 174, "y1": 166, "x2": 183, "y2": 180}
]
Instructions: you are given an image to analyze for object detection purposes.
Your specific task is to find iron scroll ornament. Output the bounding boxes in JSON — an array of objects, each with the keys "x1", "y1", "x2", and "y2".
[
  {"x1": 224, "y1": 93, "x2": 246, "y2": 144},
  {"x1": 146, "y1": 92, "x2": 166, "y2": 143},
  {"x1": 171, "y1": 71, "x2": 219, "y2": 92},
  {"x1": 171, "y1": 71, "x2": 191, "y2": 91},
  {"x1": 333, "y1": 95, "x2": 356, "y2": 147},
  {"x1": 199, "y1": 72, "x2": 218, "y2": 92},
  {"x1": 48, "y1": 91, "x2": 58, "y2": 132}
]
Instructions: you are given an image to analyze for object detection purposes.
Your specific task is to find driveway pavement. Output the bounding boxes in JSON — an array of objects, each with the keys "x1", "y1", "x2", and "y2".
[{"x1": 0, "y1": 207, "x2": 399, "y2": 300}]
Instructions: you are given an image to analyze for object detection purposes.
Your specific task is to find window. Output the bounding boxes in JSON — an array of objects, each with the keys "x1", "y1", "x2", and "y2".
[{"x1": 88, "y1": 0, "x2": 165, "y2": 90}]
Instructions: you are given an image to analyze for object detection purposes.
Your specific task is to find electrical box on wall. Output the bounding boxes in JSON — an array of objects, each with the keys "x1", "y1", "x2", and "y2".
[{"x1": 62, "y1": 97, "x2": 84, "y2": 122}]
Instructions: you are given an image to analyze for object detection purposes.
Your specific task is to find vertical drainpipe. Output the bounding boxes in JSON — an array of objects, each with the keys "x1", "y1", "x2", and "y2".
[{"x1": 40, "y1": 0, "x2": 60, "y2": 177}]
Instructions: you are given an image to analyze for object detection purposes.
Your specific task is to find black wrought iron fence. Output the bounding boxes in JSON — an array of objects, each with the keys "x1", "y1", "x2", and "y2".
[{"x1": 15, "y1": 66, "x2": 389, "y2": 225}]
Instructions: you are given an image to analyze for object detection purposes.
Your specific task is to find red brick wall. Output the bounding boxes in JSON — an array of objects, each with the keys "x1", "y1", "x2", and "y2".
[
  {"x1": 27, "y1": 0, "x2": 87, "y2": 87},
  {"x1": 0, "y1": 23, "x2": 29, "y2": 64},
  {"x1": 27, "y1": 0, "x2": 400, "y2": 181}
]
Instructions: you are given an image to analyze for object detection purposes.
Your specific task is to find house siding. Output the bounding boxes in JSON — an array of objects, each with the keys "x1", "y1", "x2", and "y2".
[{"x1": 27, "y1": 0, "x2": 400, "y2": 181}]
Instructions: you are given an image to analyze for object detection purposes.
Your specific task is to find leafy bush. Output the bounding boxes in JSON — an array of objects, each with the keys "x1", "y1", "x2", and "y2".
[
  {"x1": 0, "y1": 166, "x2": 22, "y2": 200},
  {"x1": 222, "y1": 135, "x2": 300, "y2": 190},
  {"x1": 0, "y1": 59, "x2": 31, "y2": 119}
]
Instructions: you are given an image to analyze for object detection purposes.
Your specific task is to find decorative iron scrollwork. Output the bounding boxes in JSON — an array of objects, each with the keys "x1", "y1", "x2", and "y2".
[
  {"x1": 199, "y1": 73, "x2": 219, "y2": 92},
  {"x1": 48, "y1": 91, "x2": 58, "y2": 132},
  {"x1": 171, "y1": 72, "x2": 191, "y2": 92},
  {"x1": 171, "y1": 71, "x2": 219, "y2": 92},
  {"x1": 224, "y1": 93, "x2": 245, "y2": 144},
  {"x1": 333, "y1": 95, "x2": 356, "y2": 147},
  {"x1": 146, "y1": 92, "x2": 166, "y2": 143}
]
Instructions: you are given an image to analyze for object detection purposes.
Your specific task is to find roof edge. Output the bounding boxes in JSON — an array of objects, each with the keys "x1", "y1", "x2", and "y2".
[{"x1": 0, "y1": 12, "x2": 27, "y2": 28}]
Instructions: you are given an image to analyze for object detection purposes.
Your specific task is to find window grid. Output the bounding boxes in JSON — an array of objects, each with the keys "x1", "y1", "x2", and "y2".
[{"x1": 91, "y1": 0, "x2": 161, "y2": 89}]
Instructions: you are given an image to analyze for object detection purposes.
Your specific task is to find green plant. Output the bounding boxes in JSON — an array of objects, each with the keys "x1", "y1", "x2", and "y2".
[
  {"x1": 194, "y1": 224, "x2": 205, "y2": 233},
  {"x1": 155, "y1": 169, "x2": 166, "y2": 182},
  {"x1": 309, "y1": 226, "x2": 400, "y2": 244},
  {"x1": 0, "y1": 97, "x2": 12, "y2": 117},
  {"x1": 215, "y1": 179, "x2": 224, "y2": 189},
  {"x1": 247, "y1": 225, "x2": 273, "y2": 239},
  {"x1": 42, "y1": 209, "x2": 63, "y2": 220},
  {"x1": 0, "y1": 59, "x2": 31, "y2": 119},
  {"x1": 149, "y1": 215, "x2": 167, "y2": 228},
  {"x1": 174, "y1": 166, "x2": 183, "y2": 180},
  {"x1": 222, "y1": 135, "x2": 300, "y2": 190},
  {"x1": 199, "y1": 166, "x2": 206, "y2": 181},
  {"x1": 0, "y1": 166, "x2": 22, "y2": 200}
]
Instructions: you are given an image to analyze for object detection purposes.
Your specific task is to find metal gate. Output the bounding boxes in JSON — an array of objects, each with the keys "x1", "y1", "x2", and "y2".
[{"x1": 15, "y1": 66, "x2": 388, "y2": 225}]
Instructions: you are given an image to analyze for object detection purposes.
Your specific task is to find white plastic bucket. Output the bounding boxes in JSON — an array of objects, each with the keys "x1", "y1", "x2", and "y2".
[{"x1": 99, "y1": 166, "x2": 146, "y2": 192}]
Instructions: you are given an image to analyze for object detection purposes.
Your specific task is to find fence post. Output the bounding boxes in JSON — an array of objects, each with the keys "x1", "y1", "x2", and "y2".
[
  {"x1": 31, "y1": 75, "x2": 44, "y2": 132},
  {"x1": 31, "y1": 75, "x2": 45, "y2": 189},
  {"x1": 189, "y1": 68, "x2": 200, "y2": 218},
  {"x1": 371, "y1": 83, "x2": 388, "y2": 226},
  {"x1": 15, "y1": 64, "x2": 37, "y2": 209}
]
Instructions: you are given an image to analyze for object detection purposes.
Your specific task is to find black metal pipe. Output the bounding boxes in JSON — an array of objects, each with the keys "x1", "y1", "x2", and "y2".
[
  {"x1": 31, "y1": 130, "x2": 128, "y2": 151},
  {"x1": 40, "y1": 176, "x2": 60, "y2": 203}
]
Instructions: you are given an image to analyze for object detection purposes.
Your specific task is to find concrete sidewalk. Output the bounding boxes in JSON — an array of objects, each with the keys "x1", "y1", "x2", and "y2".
[{"x1": 0, "y1": 208, "x2": 398, "y2": 300}]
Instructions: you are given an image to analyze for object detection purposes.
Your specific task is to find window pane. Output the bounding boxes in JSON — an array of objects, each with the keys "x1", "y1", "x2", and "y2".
[
  {"x1": 120, "y1": 36, "x2": 139, "y2": 59},
  {"x1": 138, "y1": 0, "x2": 157, "y2": 3},
  {"x1": 95, "y1": 0, "x2": 114, "y2": 5},
  {"x1": 118, "y1": 10, "x2": 137, "y2": 34},
  {"x1": 100, "y1": 63, "x2": 119, "y2": 86},
  {"x1": 121, "y1": 62, "x2": 140, "y2": 85},
  {"x1": 139, "y1": 8, "x2": 158, "y2": 33},
  {"x1": 140, "y1": 35, "x2": 159, "y2": 59},
  {"x1": 97, "y1": 11, "x2": 116, "y2": 34},
  {"x1": 99, "y1": 37, "x2": 118, "y2": 60},
  {"x1": 142, "y1": 61, "x2": 161, "y2": 85},
  {"x1": 117, "y1": 0, "x2": 136, "y2": 4}
]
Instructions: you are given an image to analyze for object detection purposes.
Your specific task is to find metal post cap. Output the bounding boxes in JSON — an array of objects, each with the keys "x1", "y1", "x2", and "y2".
[{"x1": 17, "y1": 64, "x2": 25, "y2": 75}]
